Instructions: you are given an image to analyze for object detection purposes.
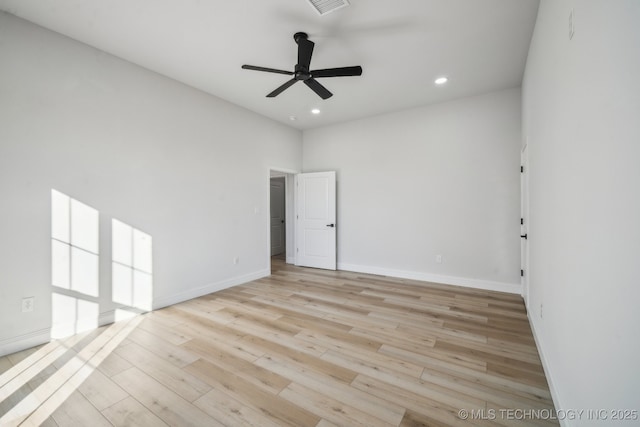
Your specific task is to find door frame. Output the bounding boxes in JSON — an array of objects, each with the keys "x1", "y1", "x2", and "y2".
[
  {"x1": 521, "y1": 144, "x2": 530, "y2": 306},
  {"x1": 267, "y1": 167, "x2": 299, "y2": 274}
]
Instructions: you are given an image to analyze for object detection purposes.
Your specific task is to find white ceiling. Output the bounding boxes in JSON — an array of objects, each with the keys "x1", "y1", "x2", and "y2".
[{"x1": 0, "y1": 0, "x2": 539, "y2": 130}]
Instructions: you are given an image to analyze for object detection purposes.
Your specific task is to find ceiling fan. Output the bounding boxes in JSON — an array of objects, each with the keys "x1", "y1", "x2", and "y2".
[{"x1": 242, "y1": 32, "x2": 362, "y2": 100}]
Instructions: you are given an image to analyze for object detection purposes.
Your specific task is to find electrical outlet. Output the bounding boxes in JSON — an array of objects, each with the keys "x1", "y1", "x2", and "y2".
[
  {"x1": 22, "y1": 297, "x2": 34, "y2": 313},
  {"x1": 233, "y1": 256, "x2": 239, "y2": 265},
  {"x1": 435, "y1": 254, "x2": 442, "y2": 264}
]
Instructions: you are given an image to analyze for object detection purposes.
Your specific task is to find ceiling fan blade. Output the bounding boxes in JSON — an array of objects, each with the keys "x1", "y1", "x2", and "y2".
[
  {"x1": 304, "y1": 78, "x2": 333, "y2": 100},
  {"x1": 311, "y1": 66, "x2": 363, "y2": 78},
  {"x1": 266, "y1": 79, "x2": 298, "y2": 98},
  {"x1": 297, "y1": 38, "x2": 315, "y2": 70},
  {"x1": 242, "y1": 65, "x2": 293, "y2": 75}
]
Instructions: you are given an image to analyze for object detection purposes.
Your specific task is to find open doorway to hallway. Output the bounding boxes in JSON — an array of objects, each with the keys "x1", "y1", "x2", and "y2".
[
  {"x1": 270, "y1": 176, "x2": 286, "y2": 257},
  {"x1": 268, "y1": 169, "x2": 296, "y2": 271}
]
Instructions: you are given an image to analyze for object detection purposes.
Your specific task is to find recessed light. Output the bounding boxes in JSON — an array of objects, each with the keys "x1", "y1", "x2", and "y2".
[
  {"x1": 311, "y1": 108, "x2": 321, "y2": 115},
  {"x1": 435, "y1": 77, "x2": 448, "y2": 85},
  {"x1": 289, "y1": 115, "x2": 297, "y2": 121}
]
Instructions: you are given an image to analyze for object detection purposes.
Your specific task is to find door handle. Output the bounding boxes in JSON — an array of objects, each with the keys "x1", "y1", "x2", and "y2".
[
  {"x1": 326, "y1": 224, "x2": 335, "y2": 228},
  {"x1": 281, "y1": 220, "x2": 285, "y2": 223},
  {"x1": 520, "y1": 234, "x2": 528, "y2": 239}
]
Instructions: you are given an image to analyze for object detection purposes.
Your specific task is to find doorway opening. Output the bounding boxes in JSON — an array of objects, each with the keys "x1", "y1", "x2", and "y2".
[
  {"x1": 270, "y1": 176, "x2": 286, "y2": 258},
  {"x1": 267, "y1": 169, "x2": 337, "y2": 274},
  {"x1": 268, "y1": 169, "x2": 296, "y2": 273}
]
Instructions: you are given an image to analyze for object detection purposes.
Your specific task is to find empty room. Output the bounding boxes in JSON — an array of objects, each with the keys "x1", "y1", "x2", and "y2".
[{"x1": 0, "y1": 0, "x2": 638, "y2": 426}]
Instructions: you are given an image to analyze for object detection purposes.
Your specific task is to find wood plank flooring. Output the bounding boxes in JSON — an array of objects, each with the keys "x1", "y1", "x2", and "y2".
[{"x1": 0, "y1": 257, "x2": 557, "y2": 426}]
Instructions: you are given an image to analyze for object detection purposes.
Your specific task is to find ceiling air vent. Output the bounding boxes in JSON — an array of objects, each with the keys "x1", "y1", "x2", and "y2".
[{"x1": 306, "y1": 0, "x2": 350, "y2": 16}]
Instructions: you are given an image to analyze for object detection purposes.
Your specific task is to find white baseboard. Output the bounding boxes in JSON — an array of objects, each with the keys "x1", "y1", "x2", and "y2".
[
  {"x1": 337, "y1": 262, "x2": 522, "y2": 295},
  {"x1": 0, "y1": 311, "x2": 127, "y2": 357},
  {"x1": 152, "y1": 268, "x2": 270, "y2": 310},
  {"x1": 0, "y1": 270, "x2": 269, "y2": 357},
  {"x1": 286, "y1": 256, "x2": 295, "y2": 265},
  {"x1": 0, "y1": 327, "x2": 51, "y2": 358},
  {"x1": 527, "y1": 311, "x2": 566, "y2": 427}
]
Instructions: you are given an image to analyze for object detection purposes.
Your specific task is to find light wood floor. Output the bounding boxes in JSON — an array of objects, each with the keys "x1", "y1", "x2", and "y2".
[{"x1": 0, "y1": 258, "x2": 557, "y2": 426}]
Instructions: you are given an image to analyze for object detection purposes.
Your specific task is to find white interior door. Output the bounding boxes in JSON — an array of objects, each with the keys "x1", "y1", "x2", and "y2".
[
  {"x1": 521, "y1": 144, "x2": 529, "y2": 304},
  {"x1": 296, "y1": 171, "x2": 336, "y2": 270},
  {"x1": 270, "y1": 178, "x2": 285, "y2": 256}
]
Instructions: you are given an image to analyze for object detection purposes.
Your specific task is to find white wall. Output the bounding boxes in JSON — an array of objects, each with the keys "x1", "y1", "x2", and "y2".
[
  {"x1": 523, "y1": 0, "x2": 640, "y2": 423},
  {"x1": 0, "y1": 13, "x2": 302, "y2": 355},
  {"x1": 303, "y1": 88, "x2": 522, "y2": 293}
]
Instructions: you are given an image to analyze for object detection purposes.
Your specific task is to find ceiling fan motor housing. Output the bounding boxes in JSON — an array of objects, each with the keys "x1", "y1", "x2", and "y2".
[{"x1": 295, "y1": 70, "x2": 312, "y2": 81}]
